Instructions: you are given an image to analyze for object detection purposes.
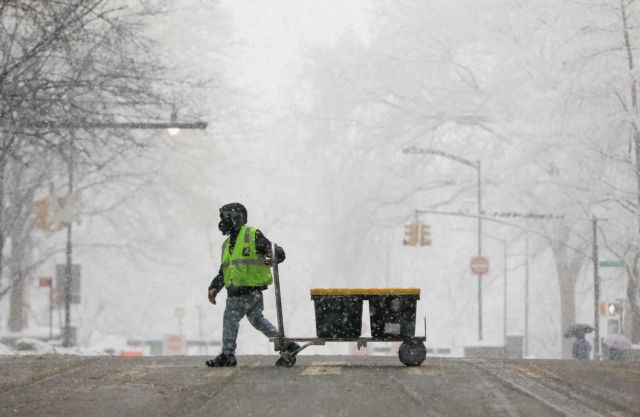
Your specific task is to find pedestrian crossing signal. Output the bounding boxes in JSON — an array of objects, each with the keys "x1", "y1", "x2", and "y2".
[{"x1": 607, "y1": 301, "x2": 622, "y2": 316}]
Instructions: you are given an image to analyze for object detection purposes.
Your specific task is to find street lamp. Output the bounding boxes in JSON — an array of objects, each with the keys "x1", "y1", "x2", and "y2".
[
  {"x1": 167, "y1": 106, "x2": 180, "y2": 136},
  {"x1": 12, "y1": 110, "x2": 208, "y2": 347},
  {"x1": 403, "y1": 146, "x2": 484, "y2": 340}
]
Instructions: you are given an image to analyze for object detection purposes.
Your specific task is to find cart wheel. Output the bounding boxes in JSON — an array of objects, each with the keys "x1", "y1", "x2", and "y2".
[
  {"x1": 275, "y1": 353, "x2": 296, "y2": 367},
  {"x1": 399, "y1": 339, "x2": 426, "y2": 367}
]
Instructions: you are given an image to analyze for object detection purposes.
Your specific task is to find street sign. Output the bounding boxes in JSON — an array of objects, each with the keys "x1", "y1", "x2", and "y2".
[
  {"x1": 471, "y1": 256, "x2": 489, "y2": 275},
  {"x1": 599, "y1": 260, "x2": 625, "y2": 268},
  {"x1": 163, "y1": 335, "x2": 186, "y2": 355},
  {"x1": 39, "y1": 277, "x2": 53, "y2": 287}
]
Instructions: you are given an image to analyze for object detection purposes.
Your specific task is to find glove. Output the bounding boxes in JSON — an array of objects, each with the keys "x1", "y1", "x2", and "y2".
[
  {"x1": 264, "y1": 244, "x2": 284, "y2": 266},
  {"x1": 208, "y1": 288, "x2": 219, "y2": 305}
]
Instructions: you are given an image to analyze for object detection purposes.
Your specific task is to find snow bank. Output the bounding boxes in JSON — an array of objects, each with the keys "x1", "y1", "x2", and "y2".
[{"x1": 0, "y1": 342, "x2": 16, "y2": 355}]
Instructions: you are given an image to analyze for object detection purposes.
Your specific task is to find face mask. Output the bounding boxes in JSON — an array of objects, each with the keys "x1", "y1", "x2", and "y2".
[
  {"x1": 218, "y1": 218, "x2": 232, "y2": 235},
  {"x1": 218, "y1": 210, "x2": 241, "y2": 235}
]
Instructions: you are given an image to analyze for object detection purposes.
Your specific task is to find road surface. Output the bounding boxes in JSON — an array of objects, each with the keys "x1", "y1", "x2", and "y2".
[{"x1": 1, "y1": 355, "x2": 639, "y2": 417}]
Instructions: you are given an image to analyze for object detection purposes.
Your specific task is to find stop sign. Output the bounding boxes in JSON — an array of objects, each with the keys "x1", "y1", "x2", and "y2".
[
  {"x1": 163, "y1": 335, "x2": 185, "y2": 355},
  {"x1": 471, "y1": 256, "x2": 489, "y2": 275}
]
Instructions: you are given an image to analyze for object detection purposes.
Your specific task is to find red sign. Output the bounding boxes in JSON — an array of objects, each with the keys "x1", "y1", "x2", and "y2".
[
  {"x1": 39, "y1": 277, "x2": 53, "y2": 287},
  {"x1": 119, "y1": 351, "x2": 143, "y2": 357},
  {"x1": 163, "y1": 335, "x2": 185, "y2": 355},
  {"x1": 471, "y1": 256, "x2": 489, "y2": 275}
]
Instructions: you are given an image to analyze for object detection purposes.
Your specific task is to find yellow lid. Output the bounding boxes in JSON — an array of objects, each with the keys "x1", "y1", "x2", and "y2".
[{"x1": 310, "y1": 288, "x2": 420, "y2": 296}]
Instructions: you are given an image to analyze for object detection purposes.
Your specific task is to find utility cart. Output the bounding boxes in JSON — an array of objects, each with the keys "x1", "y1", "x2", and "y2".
[{"x1": 269, "y1": 250, "x2": 427, "y2": 367}]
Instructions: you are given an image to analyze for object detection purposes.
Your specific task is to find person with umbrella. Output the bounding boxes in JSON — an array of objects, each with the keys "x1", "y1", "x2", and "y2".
[
  {"x1": 603, "y1": 334, "x2": 632, "y2": 361},
  {"x1": 564, "y1": 324, "x2": 594, "y2": 360}
]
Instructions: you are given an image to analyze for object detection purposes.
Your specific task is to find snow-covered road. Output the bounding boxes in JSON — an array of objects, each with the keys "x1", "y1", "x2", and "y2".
[{"x1": 1, "y1": 355, "x2": 639, "y2": 417}]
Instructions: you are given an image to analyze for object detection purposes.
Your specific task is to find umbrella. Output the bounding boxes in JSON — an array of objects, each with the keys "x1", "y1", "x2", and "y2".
[
  {"x1": 564, "y1": 324, "x2": 594, "y2": 338},
  {"x1": 603, "y1": 334, "x2": 632, "y2": 350}
]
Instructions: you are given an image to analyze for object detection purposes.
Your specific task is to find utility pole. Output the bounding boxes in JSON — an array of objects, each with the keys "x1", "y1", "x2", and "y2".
[
  {"x1": 502, "y1": 239, "x2": 508, "y2": 344},
  {"x1": 63, "y1": 136, "x2": 74, "y2": 347},
  {"x1": 477, "y1": 161, "x2": 482, "y2": 256},
  {"x1": 524, "y1": 229, "x2": 530, "y2": 358},
  {"x1": 477, "y1": 160, "x2": 483, "y2": 341},
  {"x1": 592, "y1": 217, "x2": 601, "y2": 360}
]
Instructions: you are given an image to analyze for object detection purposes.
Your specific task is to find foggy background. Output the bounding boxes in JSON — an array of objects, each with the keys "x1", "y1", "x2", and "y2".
[{"x1": 0, "y1": 0, "x2": 635, "y2": 359}]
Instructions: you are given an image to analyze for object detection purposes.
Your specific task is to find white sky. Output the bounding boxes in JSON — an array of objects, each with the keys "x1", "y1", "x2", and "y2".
[{"x1": 221, "y1": 0, "x2": 371, "y2": 101}]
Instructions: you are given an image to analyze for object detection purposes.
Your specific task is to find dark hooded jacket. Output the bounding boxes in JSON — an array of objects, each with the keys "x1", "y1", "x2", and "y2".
[{"x1": 208, "y1": 228, "x2": 285, "y2": 297}]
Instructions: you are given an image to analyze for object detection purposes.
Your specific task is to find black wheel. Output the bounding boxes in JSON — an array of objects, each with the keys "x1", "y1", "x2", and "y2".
[
  {"x1": 398, "y1": 339, "x2": 426, "y2": 366},
  {"x1": 275, "y1": 353, "x2": 296, "y2": 367}
]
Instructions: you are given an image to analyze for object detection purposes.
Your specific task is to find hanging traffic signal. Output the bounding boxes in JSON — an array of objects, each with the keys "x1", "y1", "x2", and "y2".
[
  {"x1": 33, "y1": 197, "x2": 50, "y2": 230},
  {"x1": 403, "y1": 222, "x2": 418, "y2": 246},
  {"x1": 419, "y1": 223, "x2": 431, "y2": 246}
]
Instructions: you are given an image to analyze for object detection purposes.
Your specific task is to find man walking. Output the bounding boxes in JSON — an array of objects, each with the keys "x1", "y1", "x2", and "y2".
[{"x1": 206, "y1": 202, "x2": 297, "y2": 367}]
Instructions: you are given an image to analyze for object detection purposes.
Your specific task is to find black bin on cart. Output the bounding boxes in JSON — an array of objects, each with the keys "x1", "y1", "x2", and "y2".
[
  {"x1": 306, "y1": 288, "x2": 426, "y2": 367},
  {"x1": 368, "y1": 289, "x2": 420, "y2": 339},
  {"x1": 310, "y1": 290, "x2": 363, "y2": 338}
]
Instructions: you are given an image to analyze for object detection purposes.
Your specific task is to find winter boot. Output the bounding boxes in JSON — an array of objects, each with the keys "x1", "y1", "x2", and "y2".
[{"x1": 205, "y1": 352, "x2": 237, "y2": 367}]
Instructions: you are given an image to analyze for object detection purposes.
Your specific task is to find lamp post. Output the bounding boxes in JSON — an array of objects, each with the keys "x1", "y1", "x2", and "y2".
[
  {"x1": 404, "y1": 146, "x2": 484, "y2": 340},
  {"x1": 18, "y1": 109, "x2": 208, "y2": 347},
  {"x1": 592, "y1": 217, "x2": 602, "y2": 359},
  {"x1": 524, "y1": 228, "x2": 529, "y2": 357},
  {"x1": 63, "y1": 136, "x2": 74, "y2": 347},
  {"x1": 167, "y1": 105, "x2": 181, "y2": 136},
  {"x1": 483, "y1": 234, "x2": 509, "y2": 345}
]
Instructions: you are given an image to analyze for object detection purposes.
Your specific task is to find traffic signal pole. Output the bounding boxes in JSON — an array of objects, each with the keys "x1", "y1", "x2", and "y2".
[
  {"x1": 63, "y1": 136, "x2": 74, "y2": 347},
  {"x1": 502, "y1": 239, "x2": 507, "y2": 344},
  {"x1": 524, "y1": 229, "x2": 530, "y2": 357},
  {"x1": 45, "y1": 112, "x2": 208, "y2": 348},
  {"x1": 592, "y1": 217, "x2": 601, "y2": 360},
  {"x1": 477, "y1": 160, "x2": 483, "y2": 341},
  {"x1": 414, "y1": 208, "x2": 592, "y2": 358}
]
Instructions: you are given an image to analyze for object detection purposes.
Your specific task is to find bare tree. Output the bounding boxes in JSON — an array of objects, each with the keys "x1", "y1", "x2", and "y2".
[{"x1": 0, "y1": 0, "x2": 184, "y2": 330}]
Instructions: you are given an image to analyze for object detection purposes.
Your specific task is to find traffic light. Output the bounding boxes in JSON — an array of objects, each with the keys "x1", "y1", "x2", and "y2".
[
  {"x1": 403, "y1": 222, "x2": 418, "y2": 246},
  {"x1": 419, "y1": 223, "x2": 431, "y2": 246},
  {"x1": 607, "y1": 301, "x2": 623, "y2": 316},
  {"x1": 33, "y1": 196, "x2": 50, "y2": 230},
  {"x1": 32, "y1": 195, "x2": 66, "y2": 233}
]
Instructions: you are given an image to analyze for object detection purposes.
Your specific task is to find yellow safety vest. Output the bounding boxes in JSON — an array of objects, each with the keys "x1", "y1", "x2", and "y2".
[{"x1": 221, "y1": 225, "x2": 273, "y2": 287}]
